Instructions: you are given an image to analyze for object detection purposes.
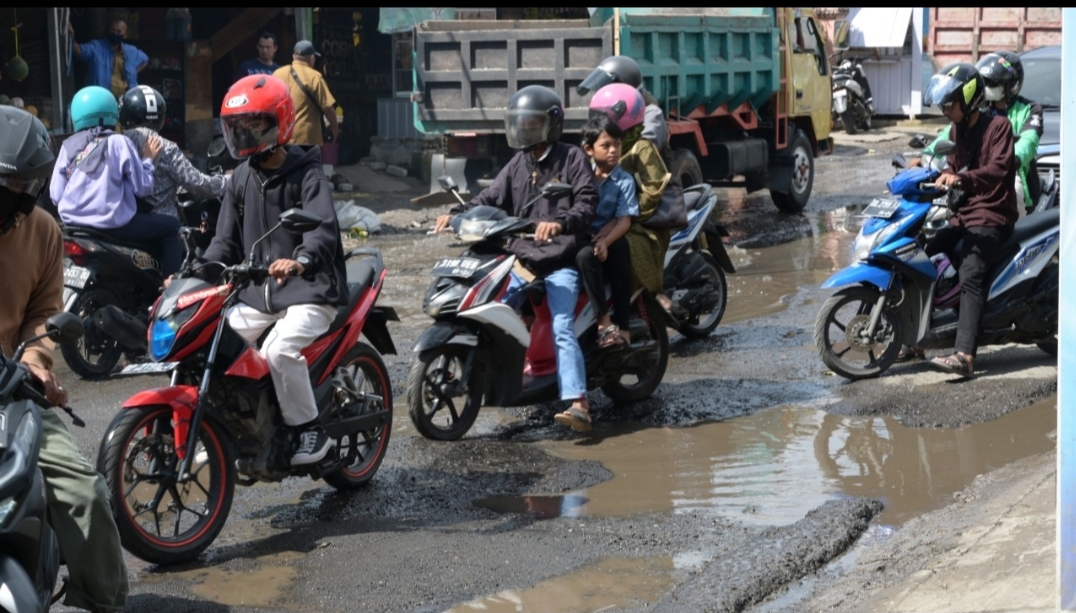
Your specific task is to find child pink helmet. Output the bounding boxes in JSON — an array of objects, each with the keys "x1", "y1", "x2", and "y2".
[{"x1": 588, "y1": 83, "x2": 645, "y2": 132}]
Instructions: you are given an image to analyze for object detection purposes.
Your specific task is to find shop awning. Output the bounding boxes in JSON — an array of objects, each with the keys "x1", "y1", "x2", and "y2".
[
  {"x1": 378, "y1": 8, "x2": 455, "y2": 34},
  {"x1": 848, "y1": 7, "x2": 913, "y2": 48}
]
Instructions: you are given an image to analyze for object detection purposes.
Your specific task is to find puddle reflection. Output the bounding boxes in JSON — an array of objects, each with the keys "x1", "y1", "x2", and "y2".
[
  {"x1": 539, "y1": 397, "x2": 1055, "y2": 527},
  {"x1": 473, "y1": 494, "x2": 588, "y2": 519}
]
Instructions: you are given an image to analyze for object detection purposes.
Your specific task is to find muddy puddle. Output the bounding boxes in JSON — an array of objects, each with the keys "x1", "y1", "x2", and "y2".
[{"x1": 479, "y1": 395, "x2": 1055, "y2": 527}]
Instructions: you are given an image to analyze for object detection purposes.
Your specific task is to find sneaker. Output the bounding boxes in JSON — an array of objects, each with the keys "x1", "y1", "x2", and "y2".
[{"x1": 291, "y1": 425, "x2": 335, "y2": 466}]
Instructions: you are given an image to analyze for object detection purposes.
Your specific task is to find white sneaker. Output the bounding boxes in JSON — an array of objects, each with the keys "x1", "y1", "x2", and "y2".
[{"x1": 291, "y1": 426, "x2": 335, "y2": 466}]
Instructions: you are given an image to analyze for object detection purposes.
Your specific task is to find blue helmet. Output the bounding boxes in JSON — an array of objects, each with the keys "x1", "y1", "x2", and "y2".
[{"x1": 71, "y1": 86, "x2": 120, "y2": 132}]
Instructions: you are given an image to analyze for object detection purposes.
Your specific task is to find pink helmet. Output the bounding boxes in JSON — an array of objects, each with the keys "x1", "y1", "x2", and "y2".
[{"x1": 588, "y1": 83, "x2": 645, "y2": 132}]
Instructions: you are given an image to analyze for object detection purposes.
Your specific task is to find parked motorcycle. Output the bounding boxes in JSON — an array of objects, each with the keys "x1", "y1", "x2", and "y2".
[
  {"x1": 406, "y1": 177, "x2": 669, "y2": 441},
  {"x1": 830, "y1": 54, "x2": 873, "y2": 134},
  {"x1": 815, "y1": 138, "x2": 1059, "y2": 380},
  {"x1": 0, "y1": 313, "x2": 85, "y2": 613},
  {"x1": 662, "y1": 184, "x2": 737, "y2": 338},
  {"x1": 60, "y1": 142, "x2": 228, "y2": 380},
  {"x1": 95, "y1": 209, "x2": 399, "y2": 565}
]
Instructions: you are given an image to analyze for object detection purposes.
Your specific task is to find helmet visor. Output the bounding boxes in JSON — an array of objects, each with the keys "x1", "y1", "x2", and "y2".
[
  {"x1": 221, "y1": 113, "x2": 279, "y2": 159},
  {"x1": 0, "y1": 174, "x2": 43, "y2": 196},
  {"x1": 505, "y1": 109, "x2": 550, "y2": 150},
  {"x1": 577, "y1": 68, "x2": 615, "y2": 96},
  {"x1": 924, "y1": 73, "x2": 966, "y2": 108}
]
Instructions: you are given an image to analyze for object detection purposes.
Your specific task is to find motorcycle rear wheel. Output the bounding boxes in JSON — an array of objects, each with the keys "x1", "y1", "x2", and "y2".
[
  {"x1": 97, "y1": 405, "x2": 236, "y2": 565},
  {"x1": 602, "y1": 294, "x2": 670, "y2": 402},
  {"x1": 677, "y1": 253, "x2": 728, "y2": 339},
  {"x1": 815, "y1": 285, "x2": 902, "y2": 380},
  {"x1": 324, "y1": 343, "x2": 393, "y2": 490},
  {"x1": 408, "y1": 345, "x2": 483, "y2": 441},
  {"x1": 840, "y1": 109, "x2": 858, "y2": 135},
  {"x1": 61, "y1": 287, "x2": 124, "y2": 379}
]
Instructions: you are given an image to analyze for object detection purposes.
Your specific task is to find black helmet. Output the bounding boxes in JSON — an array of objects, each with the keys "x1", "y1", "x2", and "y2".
[
  {"x1": 577, "y1": 55, "x2": 643, "y2": 95},
  {"x1": 976, "y1": 51, "x2": 1023, "y2": 104},
  {"x1": 119, "y1": 85, "x2": 167, "y2": 131},
  {"x1": 0, "y1": 106, "x2": 54, "y2": 233},
  {"x1": 504, "y1": 85, "x2": 564, "y2": 150},
  {"x1": 924, "y1": 63, "x2": 985, "y2": 121}
]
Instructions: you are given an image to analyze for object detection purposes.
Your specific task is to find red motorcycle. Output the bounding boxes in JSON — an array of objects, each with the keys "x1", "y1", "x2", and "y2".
[{"x1": 96, "y1": 209, "x2": 399, "y2": 565}]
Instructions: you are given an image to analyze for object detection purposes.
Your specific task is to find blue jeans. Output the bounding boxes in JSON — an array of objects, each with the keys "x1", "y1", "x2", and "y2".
[
  {"x1": 503, "y1": 268, "x2": 587, "y2": 400},
  {"x1": 100, "y1": 212, "x2": 183, "y2": 276}
]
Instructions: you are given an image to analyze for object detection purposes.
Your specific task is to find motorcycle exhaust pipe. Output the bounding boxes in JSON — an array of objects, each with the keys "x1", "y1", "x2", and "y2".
[{"x1": 92, "y1": 305, "x2": 148, "y2": 351}]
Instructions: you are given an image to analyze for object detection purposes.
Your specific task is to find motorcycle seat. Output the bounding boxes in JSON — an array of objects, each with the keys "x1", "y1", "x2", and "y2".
[
  {"x1": 62, "y1": 225, "x2": 160, "y2": 255},
  {"x1": 1001, "y1": 207, "x2": 1059, "y2": 250},
  {"x1": 326, "y1": 251, "x2": 385, "y2": 333},
  {"x1": 682, "y1": 184, "x2": 712, "y2": 211}
]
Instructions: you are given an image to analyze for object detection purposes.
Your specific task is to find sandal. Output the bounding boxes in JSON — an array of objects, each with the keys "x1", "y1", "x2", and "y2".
[
  {"x1": 597, "y1": 325, "x2": 628, "y2": 349},
  {"x1": 895, "y1": 346, "x2": 926, "y2": 363},
  {"x1": 929, "y1": 353, "x2": 974, "y2": 378},
  {"x1": 554, "y1": 407, "x2": 592, "y2": 432}
]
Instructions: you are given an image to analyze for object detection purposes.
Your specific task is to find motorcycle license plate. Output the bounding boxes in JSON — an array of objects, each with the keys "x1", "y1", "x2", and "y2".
[
  {"x1": 431, "y1": 257, "x2": 482, "y2": 278},
  {"x1": 117, "y1": 362, "x2": 178, "y2": 376},
  {"x1": 862, "y1": 198, "x2": 901, "y2": 219},
  {"x1": 64, "y1": 264, "x2": 91, "y2": 289}
]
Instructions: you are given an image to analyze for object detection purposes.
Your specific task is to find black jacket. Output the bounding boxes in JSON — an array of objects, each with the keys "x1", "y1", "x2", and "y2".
[
  {"x1": 451, "y1": 142, "x2": 598, "y2": 276},
  {"x1": 200, "y1": 145, "x2": 348, "y2": 313}
]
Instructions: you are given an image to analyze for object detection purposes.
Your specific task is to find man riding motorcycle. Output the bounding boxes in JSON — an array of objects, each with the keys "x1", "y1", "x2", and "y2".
[
  {"x1": 0, "y1": 106, "x2": 128, "y2": 612},
  {"x1": 912, "y1": 51, "x2": 1043, "y2": 213}
]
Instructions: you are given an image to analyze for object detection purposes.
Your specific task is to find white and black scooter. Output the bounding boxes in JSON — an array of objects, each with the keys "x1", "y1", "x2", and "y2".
[
  {"x1": 831, "y1": 54, "x2": 873, "y2": 134},
  {"x1": 0, "y1": 313, "x2": 85, "y2": 613}
]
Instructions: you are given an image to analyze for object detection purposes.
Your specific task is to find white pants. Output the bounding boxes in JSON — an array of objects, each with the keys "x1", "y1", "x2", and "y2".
[{"x1": 227, "y1": 303, "x2": 338, "y2": 426}]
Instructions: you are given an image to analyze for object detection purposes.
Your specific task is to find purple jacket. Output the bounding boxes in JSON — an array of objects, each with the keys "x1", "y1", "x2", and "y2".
[
  {"x1": 451, "y1": 142, "x2": 598, "y2": 275},
  {"x1": 51, "y1": 132, "x2": 155, "y2": 229}
]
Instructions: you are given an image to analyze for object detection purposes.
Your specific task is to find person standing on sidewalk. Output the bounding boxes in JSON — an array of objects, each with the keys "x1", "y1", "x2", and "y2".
[{"x1": 272, "y1": 40, "x2": 339, "y2": 148}]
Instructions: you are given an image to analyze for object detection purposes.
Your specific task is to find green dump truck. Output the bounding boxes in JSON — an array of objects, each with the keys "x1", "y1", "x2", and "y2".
[{"x1": 412, "y1": 8, "x2": 833, "y2": 213}]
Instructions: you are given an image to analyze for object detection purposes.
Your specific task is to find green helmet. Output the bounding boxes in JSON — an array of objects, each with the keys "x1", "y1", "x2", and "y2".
[{"x1": 71, "y1": 86, "x2": 120, "y2": 132}]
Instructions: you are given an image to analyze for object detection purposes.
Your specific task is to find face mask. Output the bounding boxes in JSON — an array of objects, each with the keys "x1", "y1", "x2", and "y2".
[
  {"x1": 984, "y1": 85, "x2": 1004, "y2": 102},
  {"x1": 0, "y1": 186, "x2": 35, "y2": 236},
  {"x1": 108, "y1": 33, "x2": 124, "y2": 45}
]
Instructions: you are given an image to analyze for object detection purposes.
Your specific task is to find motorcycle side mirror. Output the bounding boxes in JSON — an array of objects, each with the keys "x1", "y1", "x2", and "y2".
[
  {"x1": 908, "y1": 135, "x2": 928, "y2": 149},
  {"x1": 208, "y1": 138, "x2": 227, "y2": 158},
  {"x1": 541, "y1": 182, "x2": 573, "y2": 200},
  {"x1": 891, "y1": 154, "x2": 907, "y2": 169},
  {"x1": 46, "y1": 312, "x2": 85, "y2": 345},
  {"x1": 438, "y1": 176, "x2": 459, "y2": 192},
  {"x1": 933, "y1": 139, "x2": 956, "y2": 157},
  {"x1": 278, "y1": 209, "x2": 322, "y2": 234}
]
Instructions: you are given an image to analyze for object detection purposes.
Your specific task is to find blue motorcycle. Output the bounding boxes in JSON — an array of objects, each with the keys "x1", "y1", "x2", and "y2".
[{"x1": 815, "y1": 138, "x2": 1060, "y2": 380}]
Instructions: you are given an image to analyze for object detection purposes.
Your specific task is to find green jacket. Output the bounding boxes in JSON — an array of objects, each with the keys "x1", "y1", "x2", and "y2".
[{"x1": 924, "y1": 96, "x2": 1043, "y2": 207}]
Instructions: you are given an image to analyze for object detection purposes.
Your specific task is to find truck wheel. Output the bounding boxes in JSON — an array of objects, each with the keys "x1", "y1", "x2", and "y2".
[
  {"x1": 672, "y1": 149, "x2": 704, "y2": 189},
  {"x1": 770, "y1": 130, "x2": 814, "y2": 214}
]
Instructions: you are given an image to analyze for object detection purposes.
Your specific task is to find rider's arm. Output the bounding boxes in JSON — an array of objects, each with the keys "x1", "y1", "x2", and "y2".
[
  {"x1": 116, "y1": 135, "x2": 155, "y2": 199},
  {"x1": 199, "y1": 171, "x2": 244, "y2": 267},
  {"x1": 452, "y1": 158, "x2": 514, "y2": 215},
  {"x1": 1012, "y1": 100, "x2": 1044, "y2": 171},
  {"x1": 291, "y1": 165, "x2": 341, "y2": 274},
  {"x1": 19, "y1": 214, "x2": 64, "y2": 371},
  {"x1": 158, "y1": 137, "x2": 227, "y2": 199},
  {"x1": 956, "y1": 118, "x2": 1016, "y2": 193},
  {"x1": 554, "y1": 146, "x2": 599, "y2": 235},
  {"x1": 49, "y1": 143, "x2": 71, "y2": 207}
]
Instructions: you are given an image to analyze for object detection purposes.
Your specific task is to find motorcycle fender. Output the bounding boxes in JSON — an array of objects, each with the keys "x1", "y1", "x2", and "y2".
[
  {"x1": 121, "y1": 385, "x2": 198, "y2": 460},
  {"x1": 0, "y1": 553, "x2": 41, "y2": 613},
  {"x1": 412, "y1": 322, "x2": 479, "y2": 353},
  {"x1": 833, "y1": 90, "x2": 848, "y2": 114},
  {"x1": 821, "y1": 264, "x2": 893, "y2": 290},
  {"x1": 704, "y1": 229, "x2": 737, "y2": 273},
  {"x1": 363, "y1": 307, "x2": 399, "y2": 356}
]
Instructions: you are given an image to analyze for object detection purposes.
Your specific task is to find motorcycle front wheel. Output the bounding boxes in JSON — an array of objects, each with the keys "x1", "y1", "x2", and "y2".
[
  {"x1": 97, "y1": 406, "x2": 236, "y2": 565},
  {"x1": 815, "y1": 285, "x2": 903, "y2": 380},
  {"x1": 407, "y1": 345, "x2": 483, "y2": 441}
]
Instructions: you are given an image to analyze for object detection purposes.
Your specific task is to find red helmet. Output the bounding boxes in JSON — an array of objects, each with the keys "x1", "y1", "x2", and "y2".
[{"x1": 220, "y1": 75, "x2": 295, "y2": 159}]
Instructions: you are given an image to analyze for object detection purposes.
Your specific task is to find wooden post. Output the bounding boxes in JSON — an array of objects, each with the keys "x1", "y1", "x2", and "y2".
[{"x1": 613, "y1": 7, "x2": 620, "y2": 56}]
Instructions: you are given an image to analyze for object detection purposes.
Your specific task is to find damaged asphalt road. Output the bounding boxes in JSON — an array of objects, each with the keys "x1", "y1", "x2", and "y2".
[{"x1": 52, "y1": 126, "x2": 1057, "y2": 613}]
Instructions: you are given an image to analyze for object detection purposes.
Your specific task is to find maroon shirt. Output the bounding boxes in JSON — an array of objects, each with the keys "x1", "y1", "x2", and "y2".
[{"x1": 944, "y1": 112, "x2": 1019, "y2": 229}]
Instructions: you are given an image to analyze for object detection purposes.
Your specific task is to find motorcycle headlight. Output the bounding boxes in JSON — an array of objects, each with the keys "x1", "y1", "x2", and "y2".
[
  {"x1": 852, "y1": 223, "x2": 902, "y2": 262},
  {"x1": 149, "y1": 305, "x2": 197, "y2": 361}
]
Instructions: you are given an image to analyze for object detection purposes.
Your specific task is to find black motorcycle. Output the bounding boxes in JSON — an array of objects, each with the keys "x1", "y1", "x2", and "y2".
[
  {"x1": 60, "y1": 141, "x2": 227, "y2": 380},
  {"x1": 830, "y1": 54, "x2": 873, "y2": 134},
  {"x1": 0, "y1": 312, "x2": 85, "y2": 613}
]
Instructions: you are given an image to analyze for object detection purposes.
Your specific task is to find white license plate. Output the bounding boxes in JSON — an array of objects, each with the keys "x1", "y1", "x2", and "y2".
[
  {"x1": 64, "y1": 265, "x2": 91, "y2": 289},
  {"x1": 118, "y1": 362, "x2": 177, "y2": 376},
  {"x1": 862, "y1": 198, "x2": 901, "y2": 219}
]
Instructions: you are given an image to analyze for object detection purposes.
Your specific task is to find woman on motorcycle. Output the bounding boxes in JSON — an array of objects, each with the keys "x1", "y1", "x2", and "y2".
[
  {"x1": 51, "y1": 85, "x2": 184, "y2": 275},
  {"x1": 119, "y1": 85, "x2": 228, "y2": 219},
  {"x1": 589, "y1": 83, "x2": 676, "y2": 317}
]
